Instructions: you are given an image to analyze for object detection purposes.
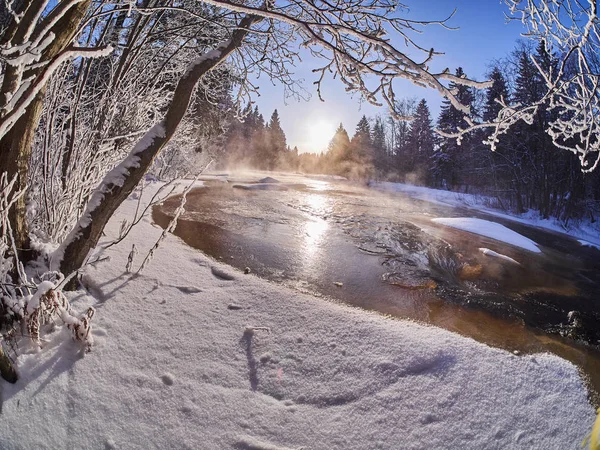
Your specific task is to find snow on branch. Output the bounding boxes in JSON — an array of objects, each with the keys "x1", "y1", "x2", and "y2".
[
  {"x1": 0, "y1": 172, "x2": 94, "y2": 377},
  {"x1": 446, "y1": 0, "x2": 600, "y2": 172},
  {"x1": 0, "y1": 45, "x2": 113, "y2": 139},
  {"x1": 198, "y1": 0, "x2": 492, "y2": 118}
]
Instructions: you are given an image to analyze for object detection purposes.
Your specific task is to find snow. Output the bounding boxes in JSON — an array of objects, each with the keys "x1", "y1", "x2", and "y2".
[
  {"x1": 24, "y1": 280, "x2": 55, "y2": 313},
  {"x1": 233, "y1": 183, "x2": 289, "y2": 191},
  {"x1": 579, "y1": 239, "x2": 600, "y2": 251},
  {"x1": 51, "y1": 121, "x2": 166, "y2": 270},
  {"x1": 433, "y1": 217, "x2": 541, "y2": 253},
  {"x1": 479, "y1": 248, "x2": 521, "y2": 265},
  {"x1": 0, "y1": 182, "x2": 595, "y2": 449},
  {"x1": 183, "y1": 40, "x2": 231, "y2": 77},
  {"x1": 374, "y1": 182, "x2": 600, "y2": 248}
]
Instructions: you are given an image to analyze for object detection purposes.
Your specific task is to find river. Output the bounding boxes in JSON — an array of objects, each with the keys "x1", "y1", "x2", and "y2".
[{"x1": 153, "y1": 172, "x2": 600, "y2": 406}]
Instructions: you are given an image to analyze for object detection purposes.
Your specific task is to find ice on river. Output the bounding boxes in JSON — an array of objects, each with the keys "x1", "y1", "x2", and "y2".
[{"x1": 433, "y1": 217, "x2": 541, "y2": 253}]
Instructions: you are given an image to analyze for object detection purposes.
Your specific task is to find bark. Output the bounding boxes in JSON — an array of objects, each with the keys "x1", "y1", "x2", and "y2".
[
  {"x1": 0, "y1": 347, "x2": 17, "y2": 383},
  {"x1": 59, "y1": 13, "x2": 261, "y2": 282},
  {"x1": 0, "y1": 0, "x2": 92, "y2": 264},
  {"x1": 0, "y1": 94, "x2": 44, "y2": 261}
]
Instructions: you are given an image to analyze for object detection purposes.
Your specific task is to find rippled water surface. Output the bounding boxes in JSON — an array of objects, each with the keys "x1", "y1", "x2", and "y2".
[{"x1": 153, "y1": 173, "x2": 600, "y2": 406}]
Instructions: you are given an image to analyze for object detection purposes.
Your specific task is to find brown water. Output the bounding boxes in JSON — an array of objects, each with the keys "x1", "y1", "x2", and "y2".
[{"x1": 153, "y1": 173, "x2": 600, "y2": 406}]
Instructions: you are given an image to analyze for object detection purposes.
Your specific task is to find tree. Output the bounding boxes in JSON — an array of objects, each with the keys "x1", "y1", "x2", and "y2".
[
  {"x1": 432, "y1": 67, "x2": 475, "y2": 189},
  {"x1": 371, "y1": 116, "x2": 388, "y2": 176},
  {"x1": 264, "y1": 109, "x2": 287, "y2": 170},
  {"x1": 338, "y1": 115, "x2": 374, "y2": 180},
  {"x1": 0, "y1": 0, "x2": 111, "y2": 260},
  {"x1": 454, "y1": 0, "x2": 600, "y2": 174},
  {"x1": 483, "y1": 67, "x2": 510, "y2": 123},
  {"x1": 481, "y1": 65, "x2": 521, "y2": 207},
  {"x1": 57, "y1": 13, "x2": 263, "y2": 278},
  {"x1": 325, "y1": 123, "x2": 351, "y2": 173},
  {"x1": 389, "y1": 98, "x2": 416, "y2": 178},
  {"x1": 406, "y1": 99, "x2": 435, "y2": 184}
]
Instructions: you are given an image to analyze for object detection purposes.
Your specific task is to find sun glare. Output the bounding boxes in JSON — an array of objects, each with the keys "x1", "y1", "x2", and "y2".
[{"x1": 305, "y1": 120, "x2": 336, "y2": 153}]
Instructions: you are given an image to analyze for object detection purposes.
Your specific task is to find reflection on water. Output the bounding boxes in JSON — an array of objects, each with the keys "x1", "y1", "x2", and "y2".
[
  {"x1": 153, "y1": 175, "x2": 600, "y2": 407},
  {"x1": 301, "y1": 192, "x2": 330, "y2": 267},
  {"x1": 303, "y1": 220, "x2": 328, "y2": 254}
]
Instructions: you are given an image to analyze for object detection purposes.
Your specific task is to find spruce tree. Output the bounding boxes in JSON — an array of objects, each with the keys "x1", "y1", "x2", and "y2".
[
  {"x1": 371, "y1": 117, "x2": 388, "y2": 175},
  {"x1": 431, "y1": 67, "x2": 474, "y2": 189},
  {"x1": 482, "y1": 66, "x2": 512, "y2": 199},
  {"x1": 326, "y1": 123, "x2": 351, "y2": 172},
  {"x1": 510, "y1": 44, "x2": 553, "y2": 214},
  {"x1": 346, "y1": 115, "x2": 374, "y2": 180},
  {"x1": 406, "y1": 99, "x2": 435, "y2": 184},
  {"x1": 483, "y1": 67, "x2": 509, "y2": 122},
  {"x1": 353, "y1": 116, "x2": 372, "y2": 145},
  {"x1": 260, "y1": 109, "x2": 287, "y2": 170}
]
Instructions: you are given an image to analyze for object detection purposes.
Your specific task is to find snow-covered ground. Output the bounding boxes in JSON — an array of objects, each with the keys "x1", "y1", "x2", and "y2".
[
  {"x1": 432, "y1": 217, "x2": 541, "y2": 253},
  {"x1": 0, "y1": 181, "x2": 596, "y2": 449},
  {"x1": 375, "y1": 182, "x2": 600, "y2": 249}
]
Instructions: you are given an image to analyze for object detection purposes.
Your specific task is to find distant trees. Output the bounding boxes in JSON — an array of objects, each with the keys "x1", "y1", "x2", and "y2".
[
  {"x1": 429, "y1": 42, "x2": 600, "y2": 222},
  {"x1": 480, "y1": 0, "x2": 600, "y2": 172},
  {"x1": 317, "y1": 37, "x2": 598, "y2": 224},
  {"x1": 223, "y1": 106, "x2": 292, "y2": 171}
]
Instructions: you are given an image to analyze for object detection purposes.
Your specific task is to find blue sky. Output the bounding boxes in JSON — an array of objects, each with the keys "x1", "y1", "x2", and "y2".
[{"x1": 253, "y1": 1, "x2": 528, "y2": 153}]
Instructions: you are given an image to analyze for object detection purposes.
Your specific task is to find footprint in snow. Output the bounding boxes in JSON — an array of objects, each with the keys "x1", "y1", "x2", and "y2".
[
  {"x1": 172, "y1": 285, "x2": 203, "y2": 294},
  {"x1": 211, "y1": 266, "x2": 236, "y2": 281},
  {"x1": 161, "y1": 373, "x2": 174, "y2": 386}
]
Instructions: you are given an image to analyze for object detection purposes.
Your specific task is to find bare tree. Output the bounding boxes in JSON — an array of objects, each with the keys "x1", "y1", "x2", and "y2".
[{"x1": 0, "y1": 0, "x2": 112, "y2": 258}]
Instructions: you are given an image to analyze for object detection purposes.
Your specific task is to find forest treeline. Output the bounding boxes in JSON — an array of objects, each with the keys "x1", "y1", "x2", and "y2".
[{"x1": 215, "y1": 42, "x2": 600, "y2": 224}]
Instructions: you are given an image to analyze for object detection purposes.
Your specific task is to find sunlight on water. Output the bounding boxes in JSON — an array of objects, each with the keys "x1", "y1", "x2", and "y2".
[
  {"x1": 304, "y1": 191, "x2": 330, "y2": 215},
  {"x1": 304, "y1": 219, "x2": 329, "y2": 250},
  {"x1": 155, "y1": 179, "x2": 600, "y2": 407},
  {"x1": 301, "y1": 193, "x2": 330, "y2": 263}
]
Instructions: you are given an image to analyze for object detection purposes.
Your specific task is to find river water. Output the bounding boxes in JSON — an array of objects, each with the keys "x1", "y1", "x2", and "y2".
[{"x1": 153, "y1": 172, "x2": 600, "y2": 406}]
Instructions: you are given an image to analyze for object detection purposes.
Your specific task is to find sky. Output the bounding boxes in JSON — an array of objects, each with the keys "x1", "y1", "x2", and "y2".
[{"x1": 252, "y1": 0, "x2": 529, "y2": 154}]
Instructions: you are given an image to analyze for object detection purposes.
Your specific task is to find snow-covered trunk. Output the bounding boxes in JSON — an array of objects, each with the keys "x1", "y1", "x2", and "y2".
[
  {"x1": 0, "y1": 0, "x2": 92, "y2": 264},
  {"x1": 57, "y1": 14, "x2": 261, "y2": 282}
]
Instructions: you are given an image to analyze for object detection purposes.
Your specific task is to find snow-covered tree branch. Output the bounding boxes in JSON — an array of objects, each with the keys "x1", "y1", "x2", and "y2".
[{"x1": 444, "y1": 0, "x2": 600, "y2": 172}]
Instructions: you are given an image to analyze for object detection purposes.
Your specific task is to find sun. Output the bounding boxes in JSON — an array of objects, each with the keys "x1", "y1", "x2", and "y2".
[{"x1": 305, "y1": 119, "x2": 336, "y2": 153}]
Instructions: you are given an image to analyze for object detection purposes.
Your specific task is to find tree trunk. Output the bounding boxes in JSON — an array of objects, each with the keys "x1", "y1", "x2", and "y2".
[
  {"x1": 0, "y1": 93, "x2": 45, "y2": 261},
  {"x1": 0, "y1": 347, "x2": 18, "y2": 384},
  {"x1": 0, "y1": 0, "x2": 92, "y2": 265},
  {"x1": 58, "y1": 14, "x2": 261, "y2": 282}
]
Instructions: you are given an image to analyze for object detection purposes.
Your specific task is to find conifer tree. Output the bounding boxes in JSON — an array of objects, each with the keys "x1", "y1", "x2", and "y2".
[
  {"x1": 264, "y1": 109, "x2": 287, "y2": 170},
  {"x1": 371, "y1": 117, "x2": 388, "y2": 175},
  {"x1": 326, "y1": 123, "x2": 351, "y2": 171},
  {"x1": 406, "y1": 99, "x2": 434, "y2": 184},
  {"x1": 353, "y1": 116, "x2": 372, "y2": 145},
  {"x1": 483, "y1": 67, "x2": 509, "y2": 122},
  {"x1": 510, "y1": 44, "x2": 554, "y2": 214},
  {"x1": 343, "y1": 115, "x2": 374, "y2": 180},
  {"x1": 389, "y1": 98, "x2": 416, "y2": 178},
  {"x1": 432, "y1": 67, "x2": 474, "y2": 189}
]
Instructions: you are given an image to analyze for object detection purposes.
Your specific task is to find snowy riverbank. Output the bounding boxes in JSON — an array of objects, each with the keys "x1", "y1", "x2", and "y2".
[
  {"x1": 0, "y1": 180, "x2": 596, "y2": 449},
  {"x1": 374, "y1": 181, "x2": 600, "y2": 250}
]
